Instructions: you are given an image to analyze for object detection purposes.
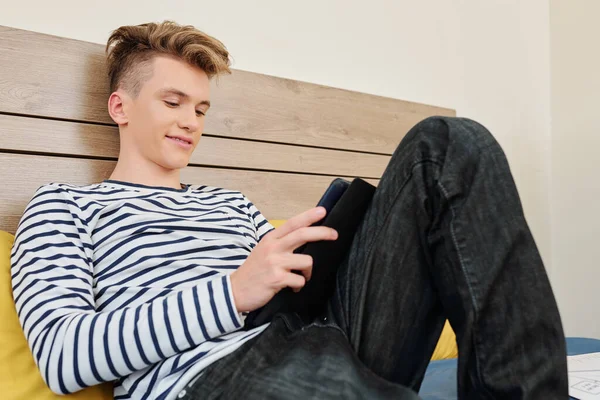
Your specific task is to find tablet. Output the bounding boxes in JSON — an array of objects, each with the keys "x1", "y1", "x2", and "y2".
[
  {"x1": 293, "y1": 178, "x2": 350, "y2": 254},
  {"x1": 313, "y1": 178, "x2": 350, "y2": 224}
]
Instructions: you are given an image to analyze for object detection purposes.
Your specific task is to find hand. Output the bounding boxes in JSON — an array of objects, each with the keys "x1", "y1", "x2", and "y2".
[{"x1": 230, "y1": 206, "x2": 338, "y2": 313}]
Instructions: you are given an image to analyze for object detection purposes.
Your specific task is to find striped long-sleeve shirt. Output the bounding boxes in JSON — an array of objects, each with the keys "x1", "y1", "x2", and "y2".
[{"x1": 10, "y1": 180, "x2": 275, "y2": 399}]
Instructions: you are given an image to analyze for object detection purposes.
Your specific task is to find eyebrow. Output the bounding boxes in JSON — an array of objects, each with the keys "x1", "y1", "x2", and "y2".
[{"x1": 159, "y1": 87, "x2": 211, "y2": 108}]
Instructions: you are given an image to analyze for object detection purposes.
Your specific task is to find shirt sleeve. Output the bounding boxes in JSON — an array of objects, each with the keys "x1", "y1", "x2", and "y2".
[
  {"x1": 10, "y1": 184, "x2": 243, "y2": 395},
  {"x1": 241, "y1": 194, "x2": 275, "y2": 242}
]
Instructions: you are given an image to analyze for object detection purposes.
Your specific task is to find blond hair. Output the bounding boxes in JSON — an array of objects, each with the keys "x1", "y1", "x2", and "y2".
[{"x1": 105, "y1": 20, "x2": 231, "y2": 96}]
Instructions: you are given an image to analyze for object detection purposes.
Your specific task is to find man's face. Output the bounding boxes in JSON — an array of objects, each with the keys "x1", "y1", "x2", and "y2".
[{"x1": 119, "y1": 55, "x2": 210, "y2": 170}]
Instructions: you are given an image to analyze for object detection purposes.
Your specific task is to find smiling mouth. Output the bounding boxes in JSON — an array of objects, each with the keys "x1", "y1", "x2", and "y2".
[
  {"x1": 166, "y1": 136, "x2": 193, "y2": 148},
  {"x1": 166, "y1": 136, "x2": 191, "y2": 144}
]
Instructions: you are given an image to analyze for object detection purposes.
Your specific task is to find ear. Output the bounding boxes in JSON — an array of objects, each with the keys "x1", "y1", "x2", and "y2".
[{"x1": 108, "y1": 90, "x2": 130, "y2": 126}]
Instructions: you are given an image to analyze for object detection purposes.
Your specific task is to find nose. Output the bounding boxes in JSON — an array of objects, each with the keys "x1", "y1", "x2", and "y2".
[{"x1": 178, "y1": 108, "x2": 200, "y2": 132}]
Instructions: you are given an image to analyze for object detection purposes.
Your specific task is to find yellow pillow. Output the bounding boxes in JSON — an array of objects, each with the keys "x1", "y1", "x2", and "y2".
[
  {"x1": 268, "y1": 219, "x2": 287, "y2": 228},
  {"x1": 267, "y1": 220, "x2": 458, "y2": 361},
  {"x1": 431, "y1": 320, "x2": 459, "y2": 360},
  {"x1": 0, "y1": 231, "x2": 113, "y2": 400}
]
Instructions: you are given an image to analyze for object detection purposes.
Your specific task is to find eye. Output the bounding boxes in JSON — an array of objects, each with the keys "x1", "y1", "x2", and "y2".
[
  {"x1": 164, "y1": 101, "x2": 179, "y2": 107},
  {"x1": 196, "y1": 110, "x2": 206, "y2": 117}
]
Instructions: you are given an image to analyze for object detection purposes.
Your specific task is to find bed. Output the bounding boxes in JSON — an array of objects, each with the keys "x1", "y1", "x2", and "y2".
[
  {"x1": 420, "y1": 338, "x2": 600, "y2": 399},
  {"x1": 0, "y1": 25, "x2": 596, "y2": 399}
]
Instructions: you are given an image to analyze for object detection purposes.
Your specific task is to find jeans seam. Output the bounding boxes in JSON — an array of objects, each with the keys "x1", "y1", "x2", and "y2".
[
  {"x1": 436, "y1": 182, "x2": 478, "y2": 311},
  {"x1": 350, "y1": 158, "x2": 443, "y2": 343},
  {"x1": 361, "y1": 158, "x2": 443, "y2": 260},
  {"x1": 437, "y1": 180, "x2": 494, "y2": 398}
]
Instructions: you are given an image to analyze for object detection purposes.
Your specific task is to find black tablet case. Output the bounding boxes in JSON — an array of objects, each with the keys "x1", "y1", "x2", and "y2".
[{"x1": 243, "y1": 177, "x2": 376, "y2": 329}]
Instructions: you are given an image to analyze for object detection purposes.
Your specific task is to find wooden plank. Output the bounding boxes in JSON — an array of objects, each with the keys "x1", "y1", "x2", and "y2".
[
  {"x1": 207, "y1": 68, "x2": 455, "y2": 154},
  {"x1": 0, "y1": 152, "x2": 378, "y2": 235},
  {"x1": 0, "y1": 25, "x2": 454, "y2": 155},
  {"x1": 0, "y1": 114, "x2": 390, "y2": 178},
  {"x1": 0, "y1": 26, "x2": 109, "y2": 124}
]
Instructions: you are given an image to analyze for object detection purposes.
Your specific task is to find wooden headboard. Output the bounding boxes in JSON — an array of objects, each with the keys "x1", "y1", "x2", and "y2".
[{"x1": 0, "y1": 25, "x2": 455, "y2": 235}]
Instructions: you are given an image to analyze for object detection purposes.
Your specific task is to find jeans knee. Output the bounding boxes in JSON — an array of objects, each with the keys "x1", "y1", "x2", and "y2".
[
  {"x1": 391, "y1": 116, "x2": 506, "y2": 178},
  {"x1": 411, "y1": 116, "x2": 504, "y2": 157},
  {"x1": 456, "y1": 118, "x2": 501, "y2": 151}
]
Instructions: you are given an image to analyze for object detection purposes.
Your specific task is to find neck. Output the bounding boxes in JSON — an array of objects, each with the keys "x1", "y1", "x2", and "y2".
[{"x1": 109, "y1": 150, "x2": 183, "y2": 190}]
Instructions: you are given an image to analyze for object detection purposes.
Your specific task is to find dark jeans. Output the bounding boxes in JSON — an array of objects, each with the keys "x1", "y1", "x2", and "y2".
[{"x1": 182, "y1": 116, "x2": 568, "y2": 399}]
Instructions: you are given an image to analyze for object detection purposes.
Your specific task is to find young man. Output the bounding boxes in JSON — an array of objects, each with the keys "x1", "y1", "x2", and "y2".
[{"x1": 11, "y1": 21, "x2": 567, "y2": 399}]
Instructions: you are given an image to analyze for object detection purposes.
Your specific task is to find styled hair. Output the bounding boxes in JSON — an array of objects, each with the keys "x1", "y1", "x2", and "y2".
[{"x1": 105, "y1": 20, "x2": 231, "y2": 96}]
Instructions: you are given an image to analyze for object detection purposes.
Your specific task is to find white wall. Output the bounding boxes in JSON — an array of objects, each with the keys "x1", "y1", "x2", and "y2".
[
  {"x1": 550, "y1": 0, "x2": 600, "y2": 339},
  {"x1": 0, "y1": 1, "x2": 557, "y2": 311}
]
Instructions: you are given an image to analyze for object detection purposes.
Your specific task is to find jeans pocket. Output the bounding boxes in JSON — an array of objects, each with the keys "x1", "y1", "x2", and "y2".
[{"x1": 274, "y1": 311, "x2": 305, "y2": 332}]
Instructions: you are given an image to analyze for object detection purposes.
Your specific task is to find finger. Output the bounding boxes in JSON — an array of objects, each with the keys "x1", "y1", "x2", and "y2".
[
  {"x1": 278, "y1": 225, "x2": 338, "y2": 253},
  {"x1": 281, "y1": 253, "x2": 313, "y2": 282},
  {"x1": 269, "y1": 207, "x2": 327, "y2": 240},
  {"x1": 284, "y1": 272, "x2": 306, "y2": 293}
]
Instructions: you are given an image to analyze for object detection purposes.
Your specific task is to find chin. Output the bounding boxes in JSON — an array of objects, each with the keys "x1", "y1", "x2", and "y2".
[{"x1": 157, "y1": 157, "x2": 190, "y2": 171}]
